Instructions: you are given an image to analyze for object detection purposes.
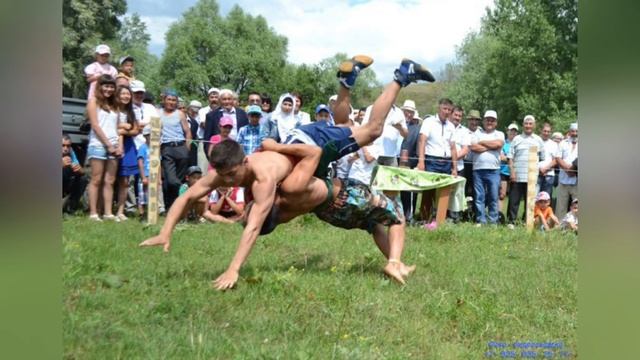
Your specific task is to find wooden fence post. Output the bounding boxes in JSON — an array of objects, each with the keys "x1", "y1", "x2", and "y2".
[
  {"x1": 147, "y1": 116, "x2": 161, "y2": 225},
  {"x1": 525, "y1": 146, "x2": 538, "y2": 231}
]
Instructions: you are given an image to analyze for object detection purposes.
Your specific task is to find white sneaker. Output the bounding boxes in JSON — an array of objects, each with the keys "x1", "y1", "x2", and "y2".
[
  {"x1": 103, "y1": 214, "x2": 120, "y2": 222},
  {"x1": 89, "y1": 214, "x2": 102, "y2": 222},
  {"x1": 507, "y1": 224, "x2": 515, "y2": 230}
]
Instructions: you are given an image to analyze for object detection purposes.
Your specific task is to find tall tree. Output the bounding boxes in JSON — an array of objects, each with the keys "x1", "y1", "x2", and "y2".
[
  {"x1": 445, "y1": 0, "x2": 577, "y2": 131},
  {"x1": 157, "y1": 0, "x2": 288, "y2": 101},
  {"x1": 115, "y1": 13, "x2": 160, "y2": 95},
  {"x1": 63, "y1": 0, "x2": 127, "y2": 97}
]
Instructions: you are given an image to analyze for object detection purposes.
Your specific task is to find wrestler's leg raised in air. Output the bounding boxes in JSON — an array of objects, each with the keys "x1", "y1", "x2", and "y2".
[{"x1": 348, "y1": 58, "x2": 435, "y2": 147}]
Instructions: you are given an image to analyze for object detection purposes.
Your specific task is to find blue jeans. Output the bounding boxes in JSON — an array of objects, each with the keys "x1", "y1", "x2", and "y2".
[
  {"x1": 425, "y1": 155, "x2": 452, "y2": 174},
  {"x1": 473, "y1": 169, "x2": 500, "y2": 224},
  {"x1": 538, "y1": 174, "x2": 555, "y2": 198}
]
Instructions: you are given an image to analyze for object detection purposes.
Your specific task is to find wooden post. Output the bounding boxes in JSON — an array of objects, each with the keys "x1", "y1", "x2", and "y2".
[
  {"x1": 435, "y1": 185, "x2": 451, "y2": 225},
  {"x1": 525, "y1": 146, "x2": 538, "y2": 231},
  {"x1": 147, "y1": 116, "x2": 161, "y2": 225}
]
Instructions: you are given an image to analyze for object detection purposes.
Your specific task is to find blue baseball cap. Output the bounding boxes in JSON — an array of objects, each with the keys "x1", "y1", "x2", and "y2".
[
  {"x1": 247, "y1": 105, "x2": 262, "y2": 115},
  {"x1": 315, "y1": 104, "x2": 330, "y2": 114}
]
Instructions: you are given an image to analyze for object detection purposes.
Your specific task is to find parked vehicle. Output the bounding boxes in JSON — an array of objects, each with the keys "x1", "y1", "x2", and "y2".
[{"x1": 62, "y1": 97, "x2": 89, "y2": 164}]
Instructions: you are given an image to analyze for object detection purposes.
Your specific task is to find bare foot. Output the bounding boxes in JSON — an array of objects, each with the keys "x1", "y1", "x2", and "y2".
[
  {"x1": 383, "y1": 262, "x2": 406, "y2": 285},
  {"x1": 400, "y1": 263, "x2": 416, "y2": 278}
]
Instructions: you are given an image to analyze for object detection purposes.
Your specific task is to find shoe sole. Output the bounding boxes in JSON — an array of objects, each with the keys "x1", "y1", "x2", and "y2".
[
  {"x1": 339, "y1": 55, "x2": 373, "y2": 73},
  {"x1": 400, "y1": 58, "x2": 436, "y2": 82}
]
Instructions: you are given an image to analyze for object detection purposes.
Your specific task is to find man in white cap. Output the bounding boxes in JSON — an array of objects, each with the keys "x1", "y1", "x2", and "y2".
[
  {"x1": 84, "y1": 44, "x2": 118, "y2": 99},
  {"x1": 507, "y1": 115, "x2": 545, "y2": 227},
  {"x1": 538, "y1": 122, "x2": 560, "y2": 203},
  {"x1": 499, "y1": 123, "x2": 518, "y2": 217},
  {"x1": 196, "y1": 87, "x2": 220, "y2": 171},
  {"x1": 555, "y1": 122, "x2": 578, "y2": 219},
  {"x1": 469, "y1": 110, "x2": 505, "y2": 225},
  {"x1": 399, "y1": 99, "x2": 421, "y2": 221},
  {"x1": 130, "y1": 80, "x2": 159, "y2": 149},
  {"x1": 187, "y1": 100, "x2": 203, "y2": 166}
]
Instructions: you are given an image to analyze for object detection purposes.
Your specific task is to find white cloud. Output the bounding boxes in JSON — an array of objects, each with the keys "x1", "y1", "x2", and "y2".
[
  {"x1": 139, "y1": 15, "x2": 178, "y2": 47},
  {"x1": 134, "y1": 0, "x2": 493, "y2": 82}
]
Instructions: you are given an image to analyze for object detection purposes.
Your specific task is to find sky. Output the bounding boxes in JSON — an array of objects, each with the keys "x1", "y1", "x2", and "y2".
[{"x1": 127, "y1": 0, "x2": 494, "y2": 83}]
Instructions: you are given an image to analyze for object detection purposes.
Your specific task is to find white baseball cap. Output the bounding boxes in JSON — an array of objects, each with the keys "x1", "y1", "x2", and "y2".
[
  {"x1": 328, "y1": 95, "x2": 338, "y2": 102},
  {"x1": 507, "y1": 123, "x2": 519, "y2": 131},
  {"x1": 189, "y1": 100, "x2": 203, "y2": 108},
  {"x1": 95, "y1": 44, "x2": 111, "y2": 55},
  {"x1": 207, "y1": 87, "x2": 220, "y2": 95},
  {"x1": 484, "y1": 110, "x2": 498, "y2": 119},
  {"x1": 130, "y1": 80, "x2": 146, "y2": 93}
]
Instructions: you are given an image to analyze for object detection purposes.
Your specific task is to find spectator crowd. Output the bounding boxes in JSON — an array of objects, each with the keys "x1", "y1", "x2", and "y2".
[{"x1": 62, "y1": 44, "x2": 577, "y2": 234}]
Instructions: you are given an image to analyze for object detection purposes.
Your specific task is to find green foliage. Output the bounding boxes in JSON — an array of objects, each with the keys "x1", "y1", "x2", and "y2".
[
  {"x1": 445, "y1": 0, "x2": 577, "y2": 133},
  {"x1": 64, "y1": 216, "x2": 576, "y2": 358},
  {"x1": 115, "y1": 13, "x2": 160, "y2": 96},
  {"x1": 63, "y1": 0, "x2": 127, "y2": 97},
  {"x1": 157, "y1": 0, "x2": 288, "y2": 101}
]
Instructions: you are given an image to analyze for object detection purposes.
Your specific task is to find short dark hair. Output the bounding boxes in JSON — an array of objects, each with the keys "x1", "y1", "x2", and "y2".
[
  {"x1": 290, "y1": 91, "x2": 303, "y2": 106},
  {"x1": 438, "y1": 98, "x2": 454, "y2": 106},
  {"x1": 248, "y1": 91, "x2": 261, "y2": 98},
  {"x1": 453, "y1": 105, "x2": 464, "y2": 113},
  {"x1": 62, "y1": 134, "x2": 71, "y2": 141},
  {"x1": 209, "y1": 140, "x2": 245, "y2": 170}
]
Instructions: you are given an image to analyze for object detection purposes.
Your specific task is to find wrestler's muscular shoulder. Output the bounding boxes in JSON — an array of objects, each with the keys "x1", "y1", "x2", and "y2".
[{"x1": 248, "y1": 151, "x2": 293, "y2": 184}]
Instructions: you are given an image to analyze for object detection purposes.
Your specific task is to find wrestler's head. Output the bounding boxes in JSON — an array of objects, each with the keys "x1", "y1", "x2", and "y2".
[
  {"x1": 242, "y1": 201, "x2": 280, "y2": 235},
  {"x1": 210, "y1": 139, "x2": 247, "y2": 185}
]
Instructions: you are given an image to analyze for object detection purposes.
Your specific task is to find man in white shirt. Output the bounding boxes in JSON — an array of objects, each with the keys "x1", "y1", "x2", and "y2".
[
  {"x1": 470, "y1": 110, "x2": 505, "y2": 225},
  {"x1": 362, "y1": 104, "x2": 407, "y2": 166},
  {"x1": 538, "y1": 122, "x2": 559, "y2": 201},
  {"x1": 449, "y1": 105, "x2": 471, "y2": 222},
  {"x1": 506, "y1": 115, "x2": 545, "y2": 225},
  {"x1": 463, "y1": 110, "x2": 482, "y2": 202},
  {"x1": 196, "y1": 87, "x2": 220, "y2": 170},
  {"x1": 416, "y1": 98, "x2": 457, "y2": 221},
  {"x1": 555, "y1": 122, "x2": 578, "y2": 219}
]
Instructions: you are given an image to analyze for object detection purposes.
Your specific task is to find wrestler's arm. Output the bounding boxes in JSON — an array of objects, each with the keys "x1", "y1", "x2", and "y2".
[
  {"x1": 213, "y1": 175, "x2": 277, "y2": 290},
  {"x1": 261, "y1": 139, "x2": 322, "y2": 194},
  {"x1": 139, "y1": 171, "x2": 222, "y2": 252}
]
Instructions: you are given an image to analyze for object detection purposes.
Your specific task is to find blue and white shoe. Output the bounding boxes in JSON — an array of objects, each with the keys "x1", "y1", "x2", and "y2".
[
  {"x1": 337, "y1": 55, "x2": 374, "y2": 89},
  {"x1": 393, "y1": 58, "x2": 435, "y2": 87}
]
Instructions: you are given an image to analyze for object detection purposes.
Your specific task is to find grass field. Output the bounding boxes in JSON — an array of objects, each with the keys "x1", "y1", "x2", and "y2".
[{"x1": 63, "y1": 215, "x2": 577, "y2": 359}]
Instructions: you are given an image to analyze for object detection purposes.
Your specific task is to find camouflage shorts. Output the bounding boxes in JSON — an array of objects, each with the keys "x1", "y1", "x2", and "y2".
[{"x1": 314, "y1": 178, "x2": 404, "y2": 233}]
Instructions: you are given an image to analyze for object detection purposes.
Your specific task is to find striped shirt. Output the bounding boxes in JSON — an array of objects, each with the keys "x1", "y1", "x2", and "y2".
[{"x1": 507, "y1": 133, "x2": 545, "y2": 182}]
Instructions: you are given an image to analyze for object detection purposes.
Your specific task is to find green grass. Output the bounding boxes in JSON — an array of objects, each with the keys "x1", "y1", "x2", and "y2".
[{"x1": 63, "y1": 215, "x2": 577, "y2": 359}]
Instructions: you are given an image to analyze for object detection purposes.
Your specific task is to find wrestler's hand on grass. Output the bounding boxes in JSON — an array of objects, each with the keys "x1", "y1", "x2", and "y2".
[
  {"x1": 213, "y1": 269, "x2": 239, "y2": 291},
  {"x1": 139, "y1": 234, "x2": 171, "y2": 252}
]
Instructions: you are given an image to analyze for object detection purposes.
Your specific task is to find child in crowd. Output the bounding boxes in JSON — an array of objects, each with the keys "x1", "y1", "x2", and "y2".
[
  {"x1": 208, "y1": 186, "x2": 245, "y2": 223},
  {"x1": 534, "y1": 191, "x2": 560, "y2": 231},
  {"x1": 116, "y1": 55, "x2": 135, "y2": 86},
  {"x1": 84, "y1": 44, "x2": 118, "y2": 99},
  {"x1": 115, "y1": 86, "x2": 140, "y2": 221},
  {"x1": 136, "y1": 128, "x2": 151, "y2": 218},
  {"x1": 179, "y1": 166, "x2": 209, "y2": 222},
  {"x1": 561, "y1": 198, "x2": 578, "y2": 233},
  {"x1": 207, "y1": 117, "x2": 234, "y2": 171}
]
